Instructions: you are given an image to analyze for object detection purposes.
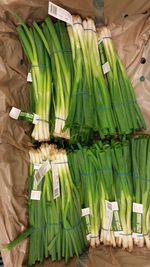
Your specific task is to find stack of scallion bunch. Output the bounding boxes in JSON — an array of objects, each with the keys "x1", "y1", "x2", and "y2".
[
  {"x1": 4, "y1": 137, "x2": 150, "y2": 263},
  {"x1": 5, "y1": 144, "x2": 87, "y2": 265},
  {"x1": 17, "y1": 19, "x2": 52, "y2": 141},
  {"x1": 16, "y1": 16, "x2": 146, "y2": 142},
  {"x1": 97, "y1": 27, "x2": 146, "y2": 134}
]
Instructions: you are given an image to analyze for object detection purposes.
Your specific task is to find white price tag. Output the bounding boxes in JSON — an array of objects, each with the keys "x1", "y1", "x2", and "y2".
[
  {"x1": 82, "y1": 208, "x2": 90, "y2": 217},
  {"x1": 106, "y1": 200, "x2": 113, "y2": 231},
  {"x1": 133, "y1": 203, "x2": 143, "y2": 214},
  {"x1": 9, "y1": 107, "x2": 21, "y2": 120},
  {"x1": 34, "y1": 163, "x2": 42, "y2": 171},
  {"x1": 86, "y1": 234, "x2": 91, "y2": 241},
  {"x1": 33, "y1": 114, "x2": 40, "y2": 125},
  {"x1": 31, "y1": 190, "x2": 41, "y2": 200},
  {"x1": 27, "y1": 72, "x2": 32, "y2": 82},
  {"x1": 48, "y1": 1, "x2": 73, "y2": 25},
  {"x1": 112, "y1": 201, "x2": 119, "y2": 211},
  {"x1": 102, "y1": 62, "x2": 111, "y2": 74},
  {"x1": 34, "y1": 160, "x2": 51, "y2": 185},
  {"x1": 51, "y1": 161, "x2": 60, "y2": 199}
]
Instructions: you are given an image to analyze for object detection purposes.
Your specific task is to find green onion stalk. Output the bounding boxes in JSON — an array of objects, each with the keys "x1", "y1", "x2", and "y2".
[
  {"x1": 83, "y1": 18, "x2": 116, "y2": 137},
  {"x1": 112, "y1": 140, "x2": 133, "y2": 251},
  {"x1": 33, "y1": 17, "x2": 73, "y2": 139},
  {"x1": 95, "y1": 144, "x2": 116, "y2": 246},
  {"x1": 65, "y1": 16, "x2": 94, "y2": 141},
  {"x1": 17, "y1": 21, "x2": 52, "y2": 141},
  {"x1": 54, "y1": 149, "x2": 87, "y2": 262},
  {"x1": 97, "y1": 27, "x2": 146, "y2": 135},
  {"x1": 73, "y1": 147, "x2": 101, "y2": 247},
  {"x1": 131, "y1": 137, "x2": 150, "y2": 248}
]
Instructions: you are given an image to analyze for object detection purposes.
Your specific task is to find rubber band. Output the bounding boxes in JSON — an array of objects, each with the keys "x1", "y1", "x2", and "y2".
[
  {"x1": 101, "y1": 227, "x2": 113, "y2": 232},
  {"x1": 84, "y1": 28, "x2": 96, "y2": 33},
  {"x1": 63, "y1": 219, "x2": 82, "y2": 231},
  {"x1": 133, "y1": 173, "x2": 150, "y2": 182},
  {"x1": 49, "y1": 49, "x2": 71, "y2": 57},
  {"x1": 119, "y1": 232, "x2": 132, "y2": 236},
  {"x1": 37, "y1": 118, "x2": 49, "y2": 124},
  {"x1": 55, "y1": 116, "x2": 66, "y2": 121},
  {"x1": 54, "y1": 161, "x2": 68, "y2": 165},
  {"x1": 94, "y1": 100, "x2": 137, "y2": 111},
  {"x1": 72, "y1": 90, "x2": 90, "y2": 96},
  {"x1": 81, "y1": 172, "x2": 95, "y2": 177},
  {"x1": 73, "y1": 22, "x2": 83, "y2": 26},
  {"x1": 90, "y1": 235, "x2": 99, "y2": 239}
]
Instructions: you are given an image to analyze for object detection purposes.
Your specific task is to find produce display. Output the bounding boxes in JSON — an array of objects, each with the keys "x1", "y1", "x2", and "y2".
[
  {"x1": 5, "y1": 3, "x2": 150, "y2": 267},
  {"x1": 5, "y1": 137, "x2": 150, "y2": 265},
  {"x1": 11, "y1": 14, "x2": 145, "y2": 142}
]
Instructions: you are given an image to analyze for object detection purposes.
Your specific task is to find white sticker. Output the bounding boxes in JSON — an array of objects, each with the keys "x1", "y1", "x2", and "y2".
[
  {"x1": 105, "y1": 200, "x2": 113, "y2": 231},
  {"x1": 102, "y1": 62, "x2": 111, "y2": 74},
  {"x1": 86, "y1": 234, "x2": 91, "y2": 241},
  {"x1": 48, "y1": 1, "x2": 73, "y2": 25},
  {"x1": 106, "y1": 200, "x2": 113, "y2": 211},
  {"x1": 9, "y1": 107, "x2": 21, "y2": 120},
  {"x1": 27, "y1": 72, "x2": 32, "y2": 82},
  {"x1": 132, "y1": 232, "x2": 143, "y2": 239},
  {"x1": 34, "y1": 163, "x2": 42, "y2": 171},
  {"x1": 112, "y1": 201, "x2": 119, "y2": 211},
  {"x1": 133, "y1": 203, "x2": 143, "y2": 214},
  {"x1": 34, "y1": 160, "x2": 51, "y2": 185},
  {"x1": 82, "y1": 208, "x2": 90, "y2": 217},
  {"x1": 51, "y1": 161, "x2": 60, "y2": 199},
  {"x1": 33, "y1": 114, "x2": 40, "y2": 125},
  {"x1": 31, "y1": 190, "x2": 41, "y2": 200},
  {"x1": 114, "y1": 231, "x2": 124, "y2": 237}
]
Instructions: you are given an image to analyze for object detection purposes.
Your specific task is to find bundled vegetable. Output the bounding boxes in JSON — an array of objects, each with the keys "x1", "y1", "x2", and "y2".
[
  {"x1": 5, "y1": 137, "x2": 150, "y2": 264},
  {"x1": 97, "y1": 27, "x2": 146, "y2": 134},
  {"x1": 112, "y1": 140, "x2": 133, "y2": 251},
  {"x1": 131, "y1": 137, "x2": 150, "y2": 248},
  {"x1": 5, "y1": 144, "x2": 87, "y2": 265},
  {"x1": 68, "y1": 146, "x2": 101, "y2": 247},
  {"x1": 17, "y1": 20, "x2": 52, "y2": 141},
  {"x1": 34, "y1": 17, "x2": 73, "y2": 139}
]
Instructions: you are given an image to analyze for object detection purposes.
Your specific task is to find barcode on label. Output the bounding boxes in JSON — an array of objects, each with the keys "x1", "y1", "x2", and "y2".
[
  {"x1": 48, "y1": 1, "x2": 73, "y2": 25},
  {"x1": 51, "y1": 161, "x2": 60, "y2": 199},
  {"x1": 102, "y1": 62, "x2": 111, "y2": 74},
  {"x1": 34, "y1": 160, "x2": 51, "y2": 185},
  {"x1": 49, "y1": 3, "x2": 57, "y2": 15},
  {"x1": 106, "y1": 201, "x2": 112, "y2": 211}
]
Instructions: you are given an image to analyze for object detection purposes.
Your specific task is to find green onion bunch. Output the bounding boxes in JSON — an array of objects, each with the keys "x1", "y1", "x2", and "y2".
[
  {"x1": 5, "y1": 144, "x2": 87, "y2": 265},
  {"x1": 97, "y1": 27, "x2": 146, "y2": 135},
  {"x1": 131, "y1": 136, "x2": 150, "y2": 249},
  {"x1": 17, "y1": 20, "x2": 52, "y2": 141}
]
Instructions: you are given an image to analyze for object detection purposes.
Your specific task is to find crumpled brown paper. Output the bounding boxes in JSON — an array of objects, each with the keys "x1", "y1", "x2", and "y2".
[{"x1": 0, "y1": 0, "x2": 150, "y2": 267}]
